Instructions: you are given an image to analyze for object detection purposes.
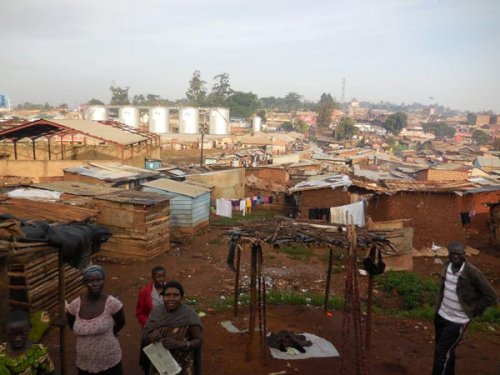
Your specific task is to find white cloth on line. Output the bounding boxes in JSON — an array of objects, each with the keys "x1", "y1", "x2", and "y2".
[
  {"x1": 216, "y1": 199, "x2": 232, "y2": 218},
  {"x1": 330, "y1": 200, "x2": 365, "y2": 227},
  {"x1": 269, "y1": 333, "x2": 339, "y2": 360}
]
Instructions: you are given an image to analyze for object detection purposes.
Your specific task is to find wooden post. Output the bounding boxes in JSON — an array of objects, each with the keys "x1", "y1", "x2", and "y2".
[
  {"x1": 233, "y1": 244, "x2": 242, "y2": 317},
  {"x1": 324, "y1": 247, "x2": 333, "y2": 312},
  {"x1": 47, "y1": 137, "x2": 51, "y2": 160},
  {"x1": 58, "y1": 249, "x2": 66, "y2": 375},
  {"x1": 246, "y1": 244, "x2": 258, "y2": 361},
  {"x1": 13, "y1": 141, "x2": 18, "y2": 160},
  {"x1": 365, "y1": 274, "x2": 374, "y2": 350},
  {"x1": 32, "y1": 139, "x2": 36, "y2": 160}
]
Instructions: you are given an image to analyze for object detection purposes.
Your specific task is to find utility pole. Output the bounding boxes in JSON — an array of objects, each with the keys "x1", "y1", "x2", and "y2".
[{"x1": 200, "y1": 111, "x2": 208, "y2": 166}]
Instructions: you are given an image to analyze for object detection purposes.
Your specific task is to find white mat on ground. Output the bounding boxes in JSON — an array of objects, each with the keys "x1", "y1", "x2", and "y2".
[{"x1": 269, "y1": 333, "x2": 339, "y2": 360}]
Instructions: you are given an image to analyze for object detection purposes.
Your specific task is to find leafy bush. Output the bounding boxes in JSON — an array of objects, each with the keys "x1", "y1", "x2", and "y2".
[{"x1": 377, "y1": 271, "x2": 439, "y2": 310}]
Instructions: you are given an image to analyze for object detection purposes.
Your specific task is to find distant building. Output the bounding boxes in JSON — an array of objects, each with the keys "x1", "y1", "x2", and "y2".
[{"x1": 467, "y1": 113, "x2": 490, "y2": 127}]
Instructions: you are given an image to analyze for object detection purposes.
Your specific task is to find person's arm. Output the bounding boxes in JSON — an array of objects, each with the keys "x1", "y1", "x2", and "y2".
[
  {"x1": 472, "y1": 269, "x2": 498, "y2": 317},
  {"x1": 112, "y1": 308, "x2": 126, "y2": 335},
  {"x1": 66, "y1": 312, "x2": 76, "y2": 331},
  {"x1": 161, "y1": 325, "x2": 203, "y2": 350},
  {"x1": 136, "y1": 287, "x2": 150, "y2": 327}
]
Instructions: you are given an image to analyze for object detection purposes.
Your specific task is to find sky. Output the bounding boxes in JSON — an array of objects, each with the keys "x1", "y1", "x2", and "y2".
[{"x1": 1, "y1": 0, "x2": 500, "y2": 112}]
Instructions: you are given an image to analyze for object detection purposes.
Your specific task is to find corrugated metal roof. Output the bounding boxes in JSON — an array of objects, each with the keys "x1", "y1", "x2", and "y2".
[
  {"x1": 142, "y1": 178, "x2": 210, "y2": 198},
  {"x1": 94, "y1": 190, "x2": 171, "y2": 205},
  {"x1": 33, "y1": 181, "x2": 121, "y2": 196},
  {"x1": 289, "y1": 174, "x2": 351, "y2": 192},
  {"x1": 64, "y1": 162, "x2": 160, "y2": 181},
  {"x1": 50, "y1": 119, "x2": 148, "y2": 145}
]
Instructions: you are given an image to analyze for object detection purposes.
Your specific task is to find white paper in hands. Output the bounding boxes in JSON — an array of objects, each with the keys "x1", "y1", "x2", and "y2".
[{"x1": 143, "y1": 342, "x2": 182, "y2": 375}]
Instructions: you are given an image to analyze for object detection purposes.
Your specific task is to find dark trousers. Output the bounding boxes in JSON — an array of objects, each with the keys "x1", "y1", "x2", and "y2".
[
  {"x1": 432, "y1": 313, "x2": 468, "y2": 375},
  {"x1": 78, "y1": 361, "x2": 123, "y2": 375}
]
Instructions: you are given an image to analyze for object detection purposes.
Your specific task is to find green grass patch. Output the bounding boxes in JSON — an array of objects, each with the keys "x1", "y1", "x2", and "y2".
[
  {"x1": 213, "y1": 210, "x2": 279, "y2": 225},
  {"x1": 210, "y1": 291, "x2": 343, "y2": 312},
  {"x1": 377, "y1": 271, "x2": 439, "y2": 310},
  {"x1": 281, "y1": 243, "x2": 313, "y2": 260}
]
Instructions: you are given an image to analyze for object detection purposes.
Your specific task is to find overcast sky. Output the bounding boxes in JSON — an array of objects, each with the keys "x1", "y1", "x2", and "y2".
[{"x1": 1, "y1": 0, "x2": 499, "y2": 112}]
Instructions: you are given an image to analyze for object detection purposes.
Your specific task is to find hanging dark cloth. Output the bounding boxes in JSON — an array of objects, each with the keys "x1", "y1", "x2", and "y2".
[{"x1": 460, "y1": 212, "x2": 471, "y2": 225}]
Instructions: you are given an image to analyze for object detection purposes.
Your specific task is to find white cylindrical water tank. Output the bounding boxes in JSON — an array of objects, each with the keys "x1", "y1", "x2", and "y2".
[
  {"x1": 149, "y1": 107, "x2": 170, "y2": 134},
  {"x1": 252, "y1": 116, "x2": 262, "y2": 132},
  {"x1": 86, "y1": 105, "x2": 108, "y2": 121},
  {"x1": 178, "y1": 107, "x2": 199, "y2": 134},
  {"x1": 119, "y1": 106, "x2": 140, "y2": 128},
  {"x1": 209, "y1": 108, "x2": 230, "y2": 135}
]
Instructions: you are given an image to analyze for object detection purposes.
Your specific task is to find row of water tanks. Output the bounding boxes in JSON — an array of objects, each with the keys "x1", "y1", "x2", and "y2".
[
  {"x1": 86, "y1": 105, "x2": 262, "y2": 135},
  {"x1": 86, "y1": 105, "x2": 232, "y2": 135}
]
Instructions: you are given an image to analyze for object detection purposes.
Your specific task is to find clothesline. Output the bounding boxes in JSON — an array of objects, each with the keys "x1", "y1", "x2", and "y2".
[{"x1": 215, "y1": 195, "x2": 275, "y2": 218}]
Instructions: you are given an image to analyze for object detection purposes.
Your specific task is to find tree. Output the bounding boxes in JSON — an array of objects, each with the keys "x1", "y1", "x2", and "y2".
[
  {"x1": 283, "y1": 92, "x2": 303, "y2": 111},
  {"x1": 281, "y1": 122, "x2": 294, "y2": 131},
  {"x1": 383, "y1": 112, "x2": 407, "y2": 135},
  {"x1": 472, "y1": 129, "x2": 489, "y2": 145},
  {"x1": 225, "y1": 91, "x2": 261, "y2": 119},
  {"x1": 109, "y1": 86, "x2": 130, "y2": 105},
  {"x1": 335, "y1": 117, "x2": 358, "y2": 140},
  {"x1": 208, "y1": 73, "x2": 232, "y2": 107},
  {"x1": 294, "y1": 120, "x2": 309, "y2": 133},
  {"x1": 316, "y1": 93, "x2": 336, "y2": 128},
  {"x1": 88, "y1": 99, "x2": 105, "y2": 105},
  {"x1": 132, "y1": 94, "x2": 146, "y2": 106},
  {"x1": 59, "y1": 103, "x2": 68, "y2": 109},
  {"x1": 422, "y1": 122, "x2": 456, "y2": 139},
  {"x1": 186, "y1": 70, "x2": 207, "y2": 106}
]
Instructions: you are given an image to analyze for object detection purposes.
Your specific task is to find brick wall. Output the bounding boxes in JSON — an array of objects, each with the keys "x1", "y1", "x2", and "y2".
[
  {"x1": 298, "y1": 187, "x2": 351, "y2": 219},
  {"x1": 366, "y1": 192, "x2": 465, "y2": 248},
  {"x1": 245, "y1": 167, "x2": 290, "y2": 186}
]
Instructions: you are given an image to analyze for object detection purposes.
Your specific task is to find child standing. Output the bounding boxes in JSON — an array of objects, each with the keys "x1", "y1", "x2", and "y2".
[{"x1": 0, "y1": 310, "x2": 54, "y2": 375}]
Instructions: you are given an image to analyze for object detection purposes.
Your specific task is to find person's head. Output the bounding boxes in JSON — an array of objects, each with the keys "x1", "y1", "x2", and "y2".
[
  {"x1": 5, "y1": 310, "x2": 31, "y2": 350},
  {"x1": 83, "y1": 264, "x2": 105, "y2": 296},
  {"x1": 447, "y1": 241, "x2": 465, "y2": 268},
  {"x1": 151, "y1": 266, "x2": 166, "y2": 288},
  {"x1": 161, "y1": 280, "x2": 184, "y2": 311}
]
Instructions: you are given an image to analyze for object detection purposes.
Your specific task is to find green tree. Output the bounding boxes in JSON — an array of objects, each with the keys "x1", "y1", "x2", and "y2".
[
  {"x1": 422, "y1": 122, "x2": 456, "y2": 139},
  {"x1": 335, "y1": 117, "x2": 358, "y2": 140},
  {"x1": 383, "y1": 112, "x2": 407, "y2": 135},
  {"x1": 294, "y1": 120, "x2": 309, "y2": 133},
  {"x1": 226, "y1": 91, "x2": 261, "y2": 119},
  {"x1": 146, "y1": 94, "x2": 161, "y2": 105},
  {"x1": 208, "y1": 73, "x2": 232, "y2": 107},
  {"x1": 109, "y1": 86, "x2": 130, "y2": 105},
  {"x1": 186, "y1": 70, "x2": 207, "y2": 106},
  {"x1": 88, "y1": 98, "x2": 105, "y2": 105},
  {"x1": 59, "y1": 103, "x2": 68, "y2": 109},
  {"x1": 132, "y1": 94, "x2": 146, "y2": 106},
  {"x1": 472, "y1": 129, "x2": 489, "y2": 145},
  {"x1": 316, "y1": 93, "x2": 336, "y2": 128},
  {"x1": 281, "y1": 121, "x2": 294, "y2": 131},
  {"x1": 283, "y1": 92, "x2": 303, "y2": 111}
]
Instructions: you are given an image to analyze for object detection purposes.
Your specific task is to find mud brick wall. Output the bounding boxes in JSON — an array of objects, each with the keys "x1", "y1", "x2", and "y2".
[
  {"x1": 367, "y1": 192, "x2": 466, "y2": 248},
  {"x1": 245, "y1": 168, "x2": 290, "y2": 186},
  {"x1": 298, "y1": 187, "x2": 351, "y2": 220}
]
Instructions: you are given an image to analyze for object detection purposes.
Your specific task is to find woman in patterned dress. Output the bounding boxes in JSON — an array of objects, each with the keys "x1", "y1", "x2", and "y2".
[
  {"x1": 0, "y1": 310, "x2": 54, "y2": 375},
  {"x1": 141, "y1": 280, "x2": 203, "y2": 375},
  {"x1": 67, "y1": 265, "x2": 125, "y2": 375}
]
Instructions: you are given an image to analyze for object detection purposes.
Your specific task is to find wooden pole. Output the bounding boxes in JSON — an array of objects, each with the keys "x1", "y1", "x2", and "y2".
[
  {"x1": 246, "y1": 244, "x2": 258, "y2": 361},
  {"x1": 324, "y1": 247, "x2": 333, "y2": 312},
  {"x1": 365, "y1": 274, "x2": 374, "y2": 350},
  {"x1": 58, "y1": 249, "x2": 66, "y2": 375},
  {"x1": 233, "y1": 244, "x2": 242, "y2": 317}
]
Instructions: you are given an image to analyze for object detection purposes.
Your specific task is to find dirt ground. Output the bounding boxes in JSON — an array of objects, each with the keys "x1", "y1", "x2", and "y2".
[{"x1": 44, "y1": 220, "x2": 500, "y2": 375}]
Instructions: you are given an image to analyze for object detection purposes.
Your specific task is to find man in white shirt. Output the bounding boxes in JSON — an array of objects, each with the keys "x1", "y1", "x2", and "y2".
[{"x1": 432, "y1": 241, "x2": 497, "y2": 375}]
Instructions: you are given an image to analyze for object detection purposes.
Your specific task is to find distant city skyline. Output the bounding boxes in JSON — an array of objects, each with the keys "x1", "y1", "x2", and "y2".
[{"x1": 1, "y1": 0, "x2": 499, "y2": 112}]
